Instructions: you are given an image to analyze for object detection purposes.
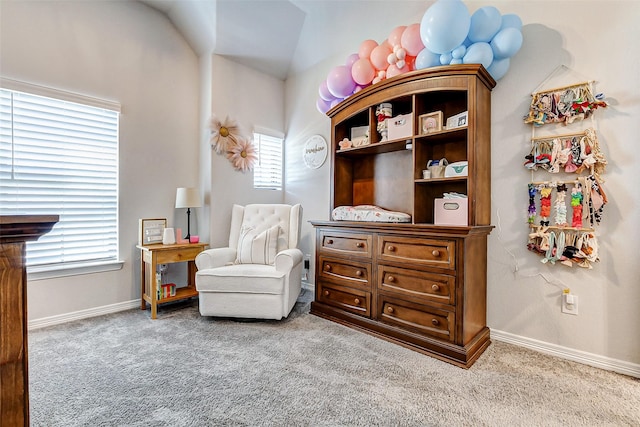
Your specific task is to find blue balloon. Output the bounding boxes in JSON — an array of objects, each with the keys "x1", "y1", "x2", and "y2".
[
  {"x1": 415, "y1": 48, "x2": 441, "y2": 69},
  {"x1": 449, "y1": 58, "x2": 463, "y2": 65},
  {"x1": 468, "y1": 6, "x2": 501, "y2": 42},
  {"x1": 500, "y1": 14, "x2": 523, "y2": 31},
  {"x1": 491, "y1": 27, "x2": 523, "y2": 59},
  {"x1": 420, "y1": 0, "x2": 471, "y2": 54},
  {"x1": 487, "y1": 57, "x2": 510, "y2": 81},
  {"x1": 439, "y1": 52, "x2": 452, "y2": 65},
  {"x1": 463, "y1": 42, "x2": 494, "y2": 69},
  {"x1": 451, "y1": 45, "x2": 466, "y2": 59}
]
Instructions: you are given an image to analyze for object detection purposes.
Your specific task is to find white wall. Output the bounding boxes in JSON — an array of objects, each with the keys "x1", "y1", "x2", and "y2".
[
  {"x1": 0, "y1": 0, "x2": 200, "y2": 319},
  {"x1": 2, "y1": 0, "x2": 637, "y2": 368},
  {"x1": 285, "y1": 1, "x2": 640, "y2": 365},
  {"x1": 207, "y1": 55, "x2": 285, "y2": 248}
]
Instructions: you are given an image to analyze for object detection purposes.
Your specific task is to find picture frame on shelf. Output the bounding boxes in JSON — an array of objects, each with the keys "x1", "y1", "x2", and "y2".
[
  {"x1": 139, "y1": 218, "x2": 167, "y2": 246},
  {"x1": 419, "y1": 111, "x2": 443, "y2": 135},
  {"x1": 445, "y1": 111, "x2": 468, "y2": 130}
]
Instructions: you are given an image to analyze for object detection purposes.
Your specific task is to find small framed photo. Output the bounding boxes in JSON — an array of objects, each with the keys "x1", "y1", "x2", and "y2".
[
  {"x1": 139, "y1": 218, "x2": 167, "y2": 246},
  {"x1": 445, "y1": 111, "x2": 468, "y2": 130},
  {"x1": 419, "y1": 111, "x2": 443, "y2": 135}
]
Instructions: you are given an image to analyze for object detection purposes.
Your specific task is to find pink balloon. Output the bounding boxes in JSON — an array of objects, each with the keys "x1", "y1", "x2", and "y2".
[
  {"x1": 386, "y1": 63, "x2": 410, "y2": 78},
  {"x1": 316, "y1": 97, "x2": 331, "y2": 114},
  {"x1": 345, "y1": 53, "x2": 359, "y2": 69},
  {"x1": 401, "y1": 23, "x2": 425, "y2": 57},
  {"x1": 358, "y1": 39, "x2": 378, "y2": 59},
  {"x1": 327, "y1": 65, "x2": 356, "y2": 99},
  {"x1": 351, "y1": 58, "x2": 376, "y2": 85},
  {"x1": 318, "y1": 80, "x2": 334, "y2": 102},
  {"x1": 388, "y1": 26, "x2": 406, "y2": 47},
  {"x1": 370, "y1": 44, "x2": 392, "y2": 71}
]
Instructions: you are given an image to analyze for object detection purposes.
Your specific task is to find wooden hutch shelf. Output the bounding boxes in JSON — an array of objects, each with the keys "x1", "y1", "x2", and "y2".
[{"x1": 310, "y1": 65, "x2": 495, "y2": 368}]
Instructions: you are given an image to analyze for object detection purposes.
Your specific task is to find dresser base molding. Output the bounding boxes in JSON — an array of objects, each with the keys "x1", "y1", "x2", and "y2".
[{"x1": 311, "y1": 302, "x2": 491, "y2": 369}]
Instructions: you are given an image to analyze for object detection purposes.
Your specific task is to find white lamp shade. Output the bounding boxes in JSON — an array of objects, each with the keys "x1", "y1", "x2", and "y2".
[{"x1": 175, "y1": 187, "x2": 202, "y2": 208}]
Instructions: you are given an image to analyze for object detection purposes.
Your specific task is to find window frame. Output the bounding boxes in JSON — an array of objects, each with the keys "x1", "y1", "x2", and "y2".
[{"x1": 1, "y1": 78, "x2": 123, "y2": 280}]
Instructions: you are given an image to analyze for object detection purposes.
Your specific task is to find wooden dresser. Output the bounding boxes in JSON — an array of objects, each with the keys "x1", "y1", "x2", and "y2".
[
  {"x1": 1, "y1": 215, "x2": 58, "y2": 426},
  {"x1": 310, "y1": 65, "x2": 494, "y2": 368}
]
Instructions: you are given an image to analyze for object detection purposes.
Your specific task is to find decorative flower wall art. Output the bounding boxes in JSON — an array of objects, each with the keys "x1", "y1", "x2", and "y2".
[
  {"x1": 227, "y1": 136, "x2": 258, "y2": 173},
  {"x1": 209, "y1": 114, "x2": 242, "y2": 154},
  {"x1": 208, "y1": 114, "x2": 257, "y2": 172}
]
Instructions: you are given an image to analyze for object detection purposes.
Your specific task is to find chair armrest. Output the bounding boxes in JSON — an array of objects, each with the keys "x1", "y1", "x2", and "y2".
[
  {"x1": 195, "y1": 247, "x2": 237, "y2": 270},
  {"x1": 275, "y1": 248, "x2": 303, "y2": 272}
]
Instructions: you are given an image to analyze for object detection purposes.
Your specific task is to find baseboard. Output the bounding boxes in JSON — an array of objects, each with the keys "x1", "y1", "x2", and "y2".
[
  {"x1": 491, "y1": 329, "x2": 640, "y2": 379},
  {"x1": 28, "y1": 299, "x2": 140, "y2": 330}
]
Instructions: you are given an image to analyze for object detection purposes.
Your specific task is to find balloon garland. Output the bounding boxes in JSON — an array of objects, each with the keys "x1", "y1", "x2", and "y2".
[{"x1": 317, "y1": 0, "x2": 524, "y2": 113}]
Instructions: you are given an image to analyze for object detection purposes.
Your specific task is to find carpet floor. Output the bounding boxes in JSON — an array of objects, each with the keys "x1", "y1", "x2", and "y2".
[{"x1": 28, "y1": 288, "x2": 640, "y2": 426}]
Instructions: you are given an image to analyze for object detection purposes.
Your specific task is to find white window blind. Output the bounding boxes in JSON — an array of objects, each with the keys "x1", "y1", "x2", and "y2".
[
  {"x1": 0, "y1": 86, "x2": 119, "y2": 268},
  {"x1": 253, "y1": 132, "x2": 283, "y2": 190}
]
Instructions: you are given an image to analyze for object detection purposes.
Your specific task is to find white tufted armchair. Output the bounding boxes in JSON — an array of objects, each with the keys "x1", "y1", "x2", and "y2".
[{"x1": 195, "y1": 203, "x2": 303, "y2": 320}]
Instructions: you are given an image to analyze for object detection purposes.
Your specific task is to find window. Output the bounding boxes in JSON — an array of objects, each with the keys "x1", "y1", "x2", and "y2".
[
  {"x1": 253, "y1": 132, "x2": 283, "y2": 190},
  {"x1": 0, "y1": 81, "x2": 120, "y2": 270}
]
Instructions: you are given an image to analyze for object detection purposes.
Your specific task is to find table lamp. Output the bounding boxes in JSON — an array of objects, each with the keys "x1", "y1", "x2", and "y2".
[{"x1": 175, "y1": 187, "x2": 201, "y2": 240}]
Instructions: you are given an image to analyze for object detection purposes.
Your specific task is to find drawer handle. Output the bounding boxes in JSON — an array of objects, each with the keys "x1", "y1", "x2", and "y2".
[
  {"x1": 431, "y1": 284, "x2": 440, "y2": 292},
  {"x1": 355, "y1": 270, "x2": 363, "y2": 277},
  {"x1": 326, "y1": 239, "x2": 334, "y2": 245},
  {"x1": 356, "y1": 242, "x2": 364, "y2": 248},
  {"x1": 387, "y1": 275, "x2": 395, "y2": 282},
  {"x1": 431, "y1": 318, "x2": 439, "y2": 326},
  {"x1": 324, "y1": 290, "x2": 330, "y2": 296},
  {"x1": 387, "y1": 306, "x2": 394, "y2": 314},
  {"x1": 432, "y1": 250, "x2": 440, "y2": 257},
  {"x1": 387, "y1": 245, "x2": 396, "y2": 252},
  {"x1": 324, "y1": 264, "x2": 332, "y2": 271},
  {"x1": 354, "y1": 298, "x2": 361, "y2": 305}
]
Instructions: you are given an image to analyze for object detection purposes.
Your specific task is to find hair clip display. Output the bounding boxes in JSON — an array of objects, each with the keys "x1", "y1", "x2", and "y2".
[
  {"x1": 527, "y1": 184, "x2": 536, "y2": 224},
  {"x1": 524, "y1": 82, "x2": 607, "y2": 127},
  {"x1": 525, "y1": 129, "x2": 607, "y2": 181},
  {"x1": 524, "y1": 71, "x2": 609, "y2": 269},
  {"x1": 570, "y1": 184, "x2": 583, "y2": 228}
]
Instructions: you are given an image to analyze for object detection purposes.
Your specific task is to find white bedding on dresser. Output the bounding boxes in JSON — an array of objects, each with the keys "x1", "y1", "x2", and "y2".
[{"x1": 332, "y1": 205, "x2": 411, "y2": 223}]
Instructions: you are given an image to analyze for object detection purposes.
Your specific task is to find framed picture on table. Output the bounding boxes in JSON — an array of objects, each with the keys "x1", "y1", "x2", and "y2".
[
  {"x1": 138, "y1": 218, "x2": 167, "y2": 246},
  {"x1": 419, "y1": 111, "x2": 443, "y2": 135}
]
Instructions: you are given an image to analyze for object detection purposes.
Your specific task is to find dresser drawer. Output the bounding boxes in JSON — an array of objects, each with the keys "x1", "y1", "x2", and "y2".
[
  {"x1": 378, "y1": 265, "x2": 454, "y2": 305},
  {"x1": 378, "y1": 235, "x2": 455, "y2": 270},
  {"x1": 319, "y1": 256, "x2": 371, "y2": 291},
  {"x1": 318, "y1": 230, "x2": 372, "y2": 258},
  {"x1": 377, "y1": 295, "x2": 454, "y2": 341},
  {"x1": 317, "y1": 281, "x2": 370, "y2": 317}
]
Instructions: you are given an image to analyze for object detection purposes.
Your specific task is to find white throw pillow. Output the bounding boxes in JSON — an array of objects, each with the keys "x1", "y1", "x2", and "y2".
[{"x1": 236, "y1": 225, "x2": 279, "y2": 265}]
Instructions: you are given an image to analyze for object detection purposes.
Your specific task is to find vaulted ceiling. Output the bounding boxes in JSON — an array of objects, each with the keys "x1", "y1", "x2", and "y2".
[{"x1": 139, "y1": 0, "x2": 430, "y2": 81}]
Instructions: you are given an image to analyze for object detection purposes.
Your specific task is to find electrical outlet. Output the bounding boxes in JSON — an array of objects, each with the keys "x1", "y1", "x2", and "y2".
[{"x1": 562, "y1": 293, "x2": 578, "y2": 315}]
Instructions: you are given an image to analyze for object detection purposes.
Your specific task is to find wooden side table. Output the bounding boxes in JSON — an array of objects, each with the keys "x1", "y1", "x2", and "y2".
[{"x1": 137, "y1": 242, "x2": 208, "y2": 319}]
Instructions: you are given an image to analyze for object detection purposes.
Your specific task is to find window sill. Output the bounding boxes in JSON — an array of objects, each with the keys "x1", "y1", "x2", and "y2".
[{"x1": 27, "y1": 260, "x2": 125, "y2": 281}]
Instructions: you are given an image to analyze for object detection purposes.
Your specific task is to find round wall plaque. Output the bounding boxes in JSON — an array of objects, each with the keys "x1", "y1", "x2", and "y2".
[{"x1": 303, "y1": 135, "x2": 328, "y2": 169}]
